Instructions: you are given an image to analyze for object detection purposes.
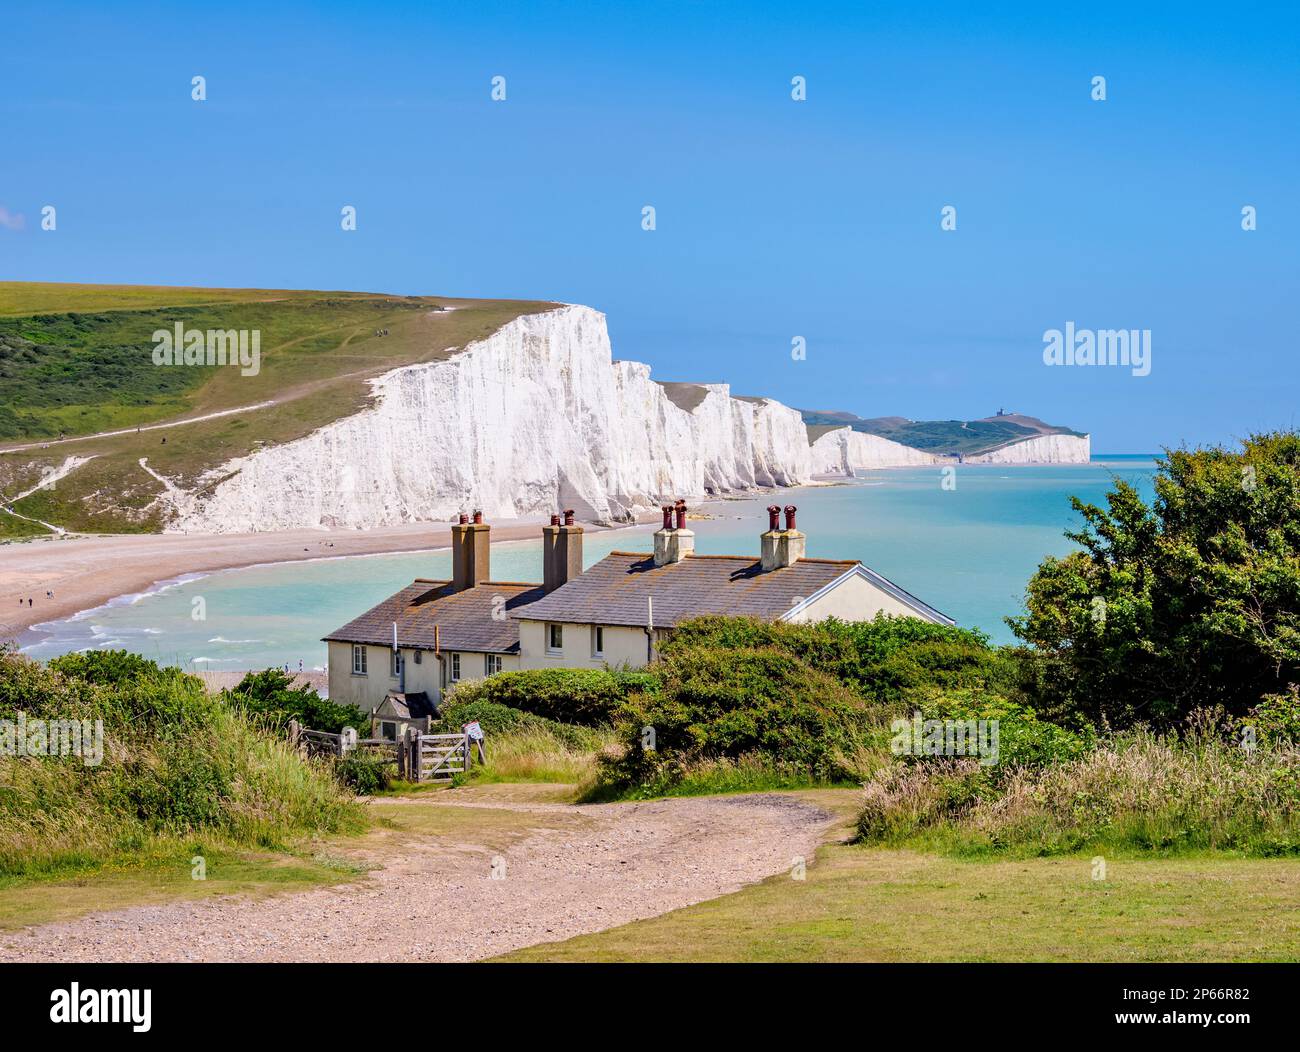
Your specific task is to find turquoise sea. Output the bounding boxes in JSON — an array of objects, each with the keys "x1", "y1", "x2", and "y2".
[{"x1": 19, "y1": 457, "x2": 1158, "y2": 673}]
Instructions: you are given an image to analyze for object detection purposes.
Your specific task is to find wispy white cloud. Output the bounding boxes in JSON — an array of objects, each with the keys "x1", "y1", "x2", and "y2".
[{"x1": 0, "y1": 206, "x2": 26, "y2": 231}]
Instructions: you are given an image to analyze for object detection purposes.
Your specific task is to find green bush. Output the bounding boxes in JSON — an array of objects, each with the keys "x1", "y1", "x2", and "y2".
[
  {"x1": 1011, "y1": 431, "x2": 1300, "y2": 727},
  {"x1": 222, "y1": 668, "x2": 365, "y2": 734},
  {"x1": 444, "y1": 667, "x2": 648, "y2": 725},
  {"x1": 662, "y1": 614, "x2": 1014, "y2": 704},
  {"x1": 335, "y1": 752, "x2": 392, "y2": 795},
  {"x1": 1247, "y1": 685, "x2": 1300, "y2": 747},
  {"x1": 437, "y1": 699, "x2": 605, "y2": 752},
  {"x1": 591, "y1": 643, "x2": 877, "y2": 798},
  {"x1": 904, "y1": 690, "x2": 1096, "y2": 770},
  {"x1": 48, "y1": 649, "x2": 159, "y2": 687}
]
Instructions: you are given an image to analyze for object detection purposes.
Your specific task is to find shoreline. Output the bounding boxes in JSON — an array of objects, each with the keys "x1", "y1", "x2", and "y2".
[
  {"x1": 1, "y1": 514, "x2": 668, "y2": 642},
  {"x1": 1, "y1": 461, "x2": 1141, "y2": 653},
  {"x1": 0, "y1": 482, "x2": 823, "y2": 644}
]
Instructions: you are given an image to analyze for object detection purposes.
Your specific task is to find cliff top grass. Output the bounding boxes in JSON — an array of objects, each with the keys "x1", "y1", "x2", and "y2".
[
  {"x1": 0, "y1": 282, "x2": 558, "y2": 533},
  {"x1": 800, "y1": 408, "x2": 1087, "y2": 457}
]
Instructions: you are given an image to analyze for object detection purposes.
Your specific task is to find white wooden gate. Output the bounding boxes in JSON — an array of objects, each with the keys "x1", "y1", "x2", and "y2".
[{"x1": 417, "y1": 732, "x2": 469, "y2": 781}]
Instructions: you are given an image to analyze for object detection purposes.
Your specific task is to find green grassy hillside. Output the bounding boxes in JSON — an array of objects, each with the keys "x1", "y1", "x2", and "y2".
[{"x1": 0, "y1": 283, "x2": 558, "y2": 534}]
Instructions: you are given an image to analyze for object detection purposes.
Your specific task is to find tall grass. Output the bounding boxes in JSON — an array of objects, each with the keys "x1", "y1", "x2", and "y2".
[
  {"x1": 466, "y1": 725, "x2": 614, "y2": 785},
  {"x1": 0, "y1": 650, "x2": 362, "y2": 880},
  {"x1": 436, "y1": 699, "x2": 613, "y2": 786},
  {"x1": 857, "y1": 722, "x2": 1300, "y2": 857}
]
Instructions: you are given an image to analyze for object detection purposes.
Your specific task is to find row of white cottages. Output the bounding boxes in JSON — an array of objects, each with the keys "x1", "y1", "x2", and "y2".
[{"x1": 324, "y1": 503, "x2": 952, "y2": 737}]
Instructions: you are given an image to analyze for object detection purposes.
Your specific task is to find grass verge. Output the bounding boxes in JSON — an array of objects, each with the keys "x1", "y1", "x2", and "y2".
[{"x1": 499, "y1": 839, "x2": 1300, "y2": 962}]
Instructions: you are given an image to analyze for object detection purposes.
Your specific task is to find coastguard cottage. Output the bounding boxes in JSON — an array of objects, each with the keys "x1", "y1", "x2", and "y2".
[{"x1": 323, "y1": 503, "x2": 952, "y2": 719}]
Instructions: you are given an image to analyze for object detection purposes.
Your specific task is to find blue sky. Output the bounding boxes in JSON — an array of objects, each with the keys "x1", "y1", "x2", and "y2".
[{"x1": 2, "y1": 1, "x2": 1296, "y2": 452}]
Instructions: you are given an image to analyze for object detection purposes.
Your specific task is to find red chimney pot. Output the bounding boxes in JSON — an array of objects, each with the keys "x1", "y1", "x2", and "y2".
[
  {"x1": 784, "y1": 505, "x2": 797, "y2": 531},
  {"x1": 563, "y1": 509, "x2": 576, "y2": 527},
  {"x1": 457, "y1": 512, "x2": 469, "y2": 525},
  {"x1": 767, "y1": 504, "x2": 781, "y2": 531},
  {"x1": 550, "y1": 514, "x2": 561, "y2": 526},
  {"x1": 472, "y1": 510, "x2": 483, "y2": 525},
  {"x1": 661, "y1": 505, "x2": 674, "y2": 530},
  {"x1": 674, "y1": 501, "x2": 687, "y2": 530}
]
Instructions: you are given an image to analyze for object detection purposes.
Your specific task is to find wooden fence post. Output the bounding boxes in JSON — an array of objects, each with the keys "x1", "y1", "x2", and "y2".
[
  {"x1": 288, "y1": 719, "x2": 301, "y2": 751},
  {"x1": 409, "y1": 730, "x2": 421, "y2": 783},
  {"x1": 463, "y1": 731, "x2": 472, "y2": 772},
  {"x1": 396, "y1": 731, "x2": 407, "y2": 780}
]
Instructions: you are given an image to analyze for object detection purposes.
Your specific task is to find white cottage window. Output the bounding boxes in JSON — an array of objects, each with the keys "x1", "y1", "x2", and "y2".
[{"x1": 352, "y1": 644, "x2": 367, "y2": 675}]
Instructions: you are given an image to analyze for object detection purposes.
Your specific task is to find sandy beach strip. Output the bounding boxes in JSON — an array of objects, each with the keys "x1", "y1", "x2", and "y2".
[
  {"x1": 193, "y1": 669, "x2": 329, "y2": 694},
  {"x1": 0, "y1": 518, "x2": 616, "y2": 642}
]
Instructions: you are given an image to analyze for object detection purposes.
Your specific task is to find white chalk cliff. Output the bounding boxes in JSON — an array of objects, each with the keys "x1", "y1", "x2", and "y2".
[
  {"x1": 167, "y1": 305, "x2": 1086, "y2": 533},
  {"x1": 809, "y1": 427, "x2": 939, "y2": 474},
  {"x1": 963, "y1": 433, "x2": 1091, "y2": 464}
]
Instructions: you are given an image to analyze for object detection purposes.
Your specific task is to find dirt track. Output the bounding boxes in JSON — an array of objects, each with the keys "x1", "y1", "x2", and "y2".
[{"x1": 0, "y1": 791, "x2": 837, "y2": 963}]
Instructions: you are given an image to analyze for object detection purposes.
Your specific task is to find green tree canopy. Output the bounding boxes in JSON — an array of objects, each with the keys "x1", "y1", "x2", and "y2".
[{"x1": 1011, "y1": 432, "x2": 1300, "y2": 726}]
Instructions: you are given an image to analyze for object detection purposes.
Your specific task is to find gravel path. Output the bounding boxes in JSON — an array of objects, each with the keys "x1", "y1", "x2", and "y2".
[{"x1": 0, "y1": 793, "x2": 835, "y2": 962}]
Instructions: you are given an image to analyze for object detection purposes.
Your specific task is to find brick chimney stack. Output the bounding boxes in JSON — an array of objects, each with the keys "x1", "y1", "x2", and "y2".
[
  {"x1": 654, "y1": 499, "x2": 694, "y2": 566},
  {"x1": 553, "y1": 508, "x2": 583, "y2": 590},
  {"x1": 760, "y1": 504, "x2": 783, "y2": 572},
  {"x1": 760, "y1": 503, "x2": 805, "y2": 571},
  {"x1": 541, "y1": 513, "x2": 562, "y2": 593},
  {"x1": 451, "y1": 510, "x2": 490, "y2": 591}
]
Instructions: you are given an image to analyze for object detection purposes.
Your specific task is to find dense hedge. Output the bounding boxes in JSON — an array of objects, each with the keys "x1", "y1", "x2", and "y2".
[
  {"x1": 437, "y1": 699, "x2": 608, "y2": 752},
  {"x1": 660, "y1": 615, "x2": 1017, "y2": 704},
  {"x1": 220, "y1": 668, "x2": 365, "y2": 734},
  {"x1": 443, "y1": 667, "x2": 654, "y2": 725},
  {"x1": 592, "y1": 643, "x2": 876, "y2": 797}
]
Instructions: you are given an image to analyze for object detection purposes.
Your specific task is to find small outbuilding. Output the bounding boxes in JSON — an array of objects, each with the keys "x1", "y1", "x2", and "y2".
[{"x1": 371, "y1": 690, "x2": 438, "y2": 741}]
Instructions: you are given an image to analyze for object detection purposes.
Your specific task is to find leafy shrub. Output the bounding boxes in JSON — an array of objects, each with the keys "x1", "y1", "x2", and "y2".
[
  {"x1": 1247, "y1": 685, "x2": 1300, "y2": 747},
  {"x1": 905, "y1": 690, "x2": 1096, "y2": 770},
  {"x1": 1010, "y1": 431, "x2": 1300, "y2": 727},
  {"x1": 444, "y1": 667, "x2": 648, "y2": 726},
  {"x1": 223, "y1": 668, "x2": 364, "y2": 734},
  {"x1": 662, "y1": 614, "x2": 1015, "y2": 704},
  {"x1": 591, "y1": 643, "x2": 877, "y2": 798},
  {"x1": 49, "y1": 649, "x2": 159, "y2": 687},
  {"x1": 45, "y1": 650, "x2": 217, "y2": 729},
  {"x1": 336, "y1": 752, "x2": 392, "y2": 795}
]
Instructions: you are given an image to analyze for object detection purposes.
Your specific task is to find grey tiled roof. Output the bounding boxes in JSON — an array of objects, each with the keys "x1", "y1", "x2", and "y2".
[
  {"x1": 509, "y1": 552, "x2": 863, "y2": 628},
  {"x1": 323, "y1": 581, "x2": 544, "y2": 653}
]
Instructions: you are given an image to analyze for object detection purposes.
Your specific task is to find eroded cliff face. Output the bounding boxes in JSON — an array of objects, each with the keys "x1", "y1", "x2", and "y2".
[
  {"x1": 964, "y1": 433, "x2": 1091, "y2": 464},
  {"x1": 170, "y1": 306, "x2": 818, "y2": 532},
  {"x1": 165, "y1": 306, "x2": 1090, "y2": 533},
  {"x1": 809, "y1": 427, "x2": 939, "y2": 475}
]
